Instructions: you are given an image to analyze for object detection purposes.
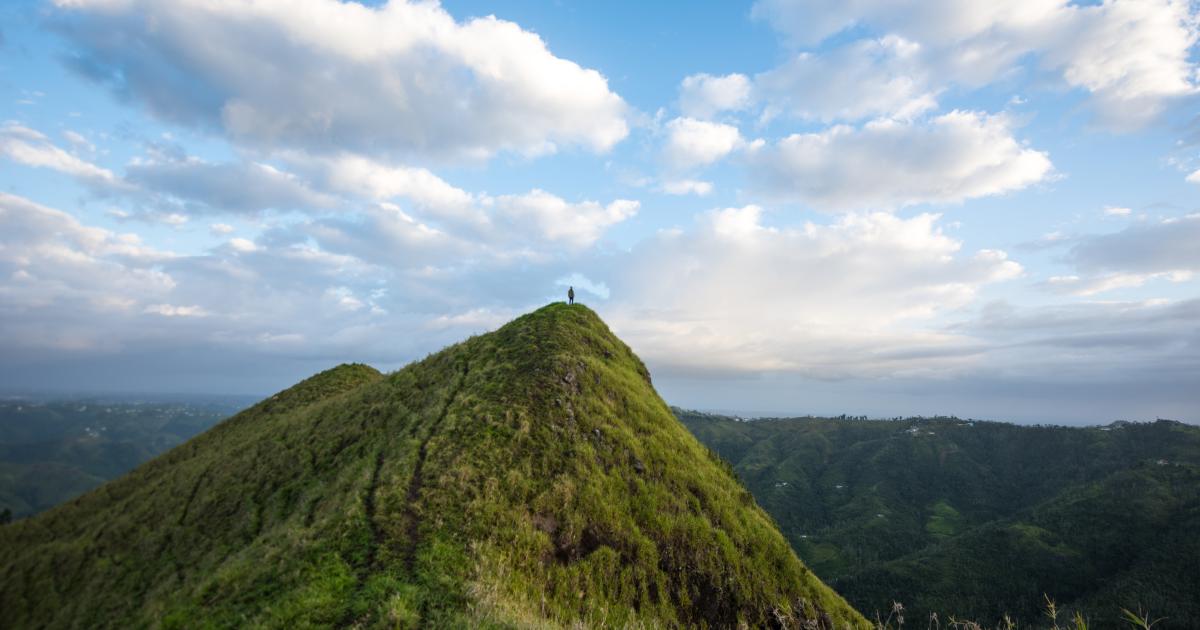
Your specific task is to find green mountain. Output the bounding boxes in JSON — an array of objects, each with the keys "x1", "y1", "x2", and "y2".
[
  {"x1": 0, "y1": 304, "x2": 866, "y2": 629},
  {"x1": 678, "y1": 410, "x2": 1200, "y2": 628}
]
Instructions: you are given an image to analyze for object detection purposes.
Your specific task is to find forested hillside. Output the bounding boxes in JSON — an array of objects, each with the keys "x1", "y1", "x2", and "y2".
[
  {"x1": 678, "y1": 410, "x2": 1200, "y2": 628},
  {"x1": 0, "y1": 398, "x2": 245, "y2": 519}
]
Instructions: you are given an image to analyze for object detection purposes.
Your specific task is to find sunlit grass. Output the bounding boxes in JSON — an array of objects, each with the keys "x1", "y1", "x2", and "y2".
[{"x1": 0, "y1": 303, "x2": 869, "y2": 628}]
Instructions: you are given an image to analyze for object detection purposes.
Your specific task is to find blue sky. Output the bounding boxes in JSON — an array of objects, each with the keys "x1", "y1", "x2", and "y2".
[{"x1": 1, "y1": 0, "x2": 1198, "y2": 424}]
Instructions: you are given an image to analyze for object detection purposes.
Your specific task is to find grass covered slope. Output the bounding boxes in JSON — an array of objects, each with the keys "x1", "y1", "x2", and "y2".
[{"x1": 0, "y1": 304, "x2": 867, "y2": 629}]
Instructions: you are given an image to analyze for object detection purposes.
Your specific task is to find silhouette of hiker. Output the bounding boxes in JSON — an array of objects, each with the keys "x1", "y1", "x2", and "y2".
[{"x1": 568, "y1": 286, "x2": 575, "y2": 305}]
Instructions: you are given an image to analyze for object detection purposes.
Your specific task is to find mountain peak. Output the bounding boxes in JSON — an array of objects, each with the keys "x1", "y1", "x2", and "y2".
[{"x1": 0, "y1": 304, "x2": 866, "y2": 629}]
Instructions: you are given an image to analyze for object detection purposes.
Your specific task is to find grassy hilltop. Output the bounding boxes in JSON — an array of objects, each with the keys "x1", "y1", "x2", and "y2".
[{"x1": 0, "y1": 304, "x2": 867, "y2": 629}]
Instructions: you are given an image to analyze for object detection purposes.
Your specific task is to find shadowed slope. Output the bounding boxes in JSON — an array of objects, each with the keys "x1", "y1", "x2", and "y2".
[{"x1": 0, "y1": 304, "x2": 867, "y2": 629}]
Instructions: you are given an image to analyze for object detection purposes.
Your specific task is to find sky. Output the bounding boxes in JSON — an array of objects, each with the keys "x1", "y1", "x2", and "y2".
[{"x1": 1, "y1": 0, "x2": 1198, "y2": 425}]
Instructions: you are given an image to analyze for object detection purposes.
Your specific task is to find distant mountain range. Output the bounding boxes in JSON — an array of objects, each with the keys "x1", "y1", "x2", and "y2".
[
  {"x1": 0, "y1": 398, "x2": 247, "y2": 519},
  {"x1": 678, "y1": 409, "x2": 1200, "y2": 628}
]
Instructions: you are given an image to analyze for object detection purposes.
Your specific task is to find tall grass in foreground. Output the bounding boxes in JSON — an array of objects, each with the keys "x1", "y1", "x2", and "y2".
[{"x1": 871, "y1": 596, "x2": 1165, "y2": 630}]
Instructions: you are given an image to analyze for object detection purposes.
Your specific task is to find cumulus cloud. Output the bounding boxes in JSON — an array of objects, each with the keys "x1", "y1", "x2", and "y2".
[
  {"x1": 126, "y1": 157, "x2": 337, "y2": 214},
  {"x1": 492, "y1": 190, "x2": 639, "y2": 248},
  {"x1": 747, "y1": 110, "x2": 1053, "y2": 210},
  {"x1": 662, "y1": 117, "x2": 743, "y2": 170},
  {"x1": 228, "y1": 237, "x2": 260, "y2": 253},
  {"x1": 4, "y1": 123, "x2": 343, "y2": 218},
  {"x1": 679, "y1": 73, "x2": 753, "y2": 119},
  {"x1": 750, "y1": 0, "x2": 1199, "y2": 128},
  {"x1": 0, "y1": 188, "x2": 631, "y2": 397},
  {"x1": 304, "y1": 202, "x2": 464, "y2": 270},
  {"x1": 1, "y1": 120, "x2": 637, "y2": 256},
  {"x1": 0, "y1": 192, "x2": 175, "y2": 350},
  {"x1": 755, "y1": 36, "x2": 938, "y2": 122},
  {"x1": 0, "y1": 191, "x2": 393, "y2": 363},
  {"x1": 604, "y1": 207, "x2": 1021, "y2": 377},
  {"x1": 1047, "y1": 0, "x2": 1200, "y2": 128},
  {"x1": 51, "y1": 0, "x2": 628, "y2": 161},
  {"x1": 288, "y1": 153, "x2": 484, "y2": 227}
]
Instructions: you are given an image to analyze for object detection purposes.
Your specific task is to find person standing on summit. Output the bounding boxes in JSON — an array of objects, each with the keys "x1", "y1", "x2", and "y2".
[{"x1": 568, "y1": 286, "x2": 575, "y2": 305}]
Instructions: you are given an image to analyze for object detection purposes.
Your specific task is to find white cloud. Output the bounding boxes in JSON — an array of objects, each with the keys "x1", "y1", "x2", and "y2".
[
  {"x1": 750, "y1": 0, "x2": 1200, "y2": 128},
  {"x1": 679, "y1": 73, "x2": 753, "y2": 119},
  {"x1": 62, "y1": 129, "x2": 95, "y2": 152},
  {"x1": 747, "y1": 110, "x2": 1053, "y2": 210},
  {"x1": 126, "y1": 157, "x2": 336, "y2": 214},
  {"x1": 0, "y1": 192, "x2": 175, "y2": 348},
  {"x1": 1187, "y1": 169, "x2": 1200, "y2": 184},
  {"x1": 305, "y1": 202, "x2": 468, "y2": 270},
  {"x1": 228, "y1": 238, "x2": 259, "y2": 253},
  {"x1": 1047, "y1": 0, "x2": 1200, "y2": 128},
  {"x1": 159, "y1": 213, "x2": 189, "y2": 226},
  {"x1": 663, "y1": 117, "x2": 743, "y2": 170},
  {"x1": 755, "y1": 36, "x2": 938, "y2": 122},
  {"x1": 1103, "y1": 206, "x2": 1133, "y2": 216},
  {"x1": 53, "y1": 0, "x2": 629, "y2": 160},
  {"x1": 1042, "y1": 273, "x2": 1170, "y2": 297},
  {"x1": 324, "y1": 287, "x2": 365, "y2": 312},
  {"x1": 292, "y1": 153, "x2": 484, "y2": 226},
  {"x1": 0, "y1": 192, "x2": 409, "y2": 362},
  {"x1": 144, "y1": 304, "x2": 208, "y2": 317},
  {"x1": 493, "y1": 190, "x2": 639, "y2": 247},
  {"x1": 0, "y1": 123, "x2": 117, "y2": 185},
  {"x1": 2, "y1": 119, "x2": 635, "y2": 258},
  {"x1": 0, "y1": 191, "x2": 615, "y2": 393},
  {"x1": 660, "y1": 179, "x2": 714, "y2": 196},
  {"x1": 606, "y1": 208, "x2": 1022, "y2": 376}
]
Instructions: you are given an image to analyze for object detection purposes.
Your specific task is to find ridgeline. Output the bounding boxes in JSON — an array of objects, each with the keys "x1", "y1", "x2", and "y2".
[{"x1": 0, "y1": 304, "x2": 867, "y2": 629}]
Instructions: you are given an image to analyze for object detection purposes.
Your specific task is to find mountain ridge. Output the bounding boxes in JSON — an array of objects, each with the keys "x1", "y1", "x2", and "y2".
[{"x1": 0, "y1": 304, "x2": 867, "y2": 629}]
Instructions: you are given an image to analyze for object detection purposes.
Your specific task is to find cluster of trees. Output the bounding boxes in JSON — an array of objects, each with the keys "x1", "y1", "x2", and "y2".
[{"x1": 677, "y1": 409, "x2": 1200, "y2": 627}]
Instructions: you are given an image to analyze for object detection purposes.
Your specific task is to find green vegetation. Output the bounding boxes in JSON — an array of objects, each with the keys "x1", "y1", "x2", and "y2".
[
  {"x1": 0, "y1": 398, "x2": 244, "y2": 518},
  {"x1": 0, "y1": 304, "x2": 867, "y2": 629},
  {"x1": 678, "y1": 410, "x2": 1200, "y2": 628}
]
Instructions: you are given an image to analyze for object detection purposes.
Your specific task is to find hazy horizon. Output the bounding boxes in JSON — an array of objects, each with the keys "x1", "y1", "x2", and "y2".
[
  {"x1": 3, "y1": 0, "x2": 1199, "y2": 425},
  {"x1": 2, "y1": 343, "x2": 1194, "y2": 426}
]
